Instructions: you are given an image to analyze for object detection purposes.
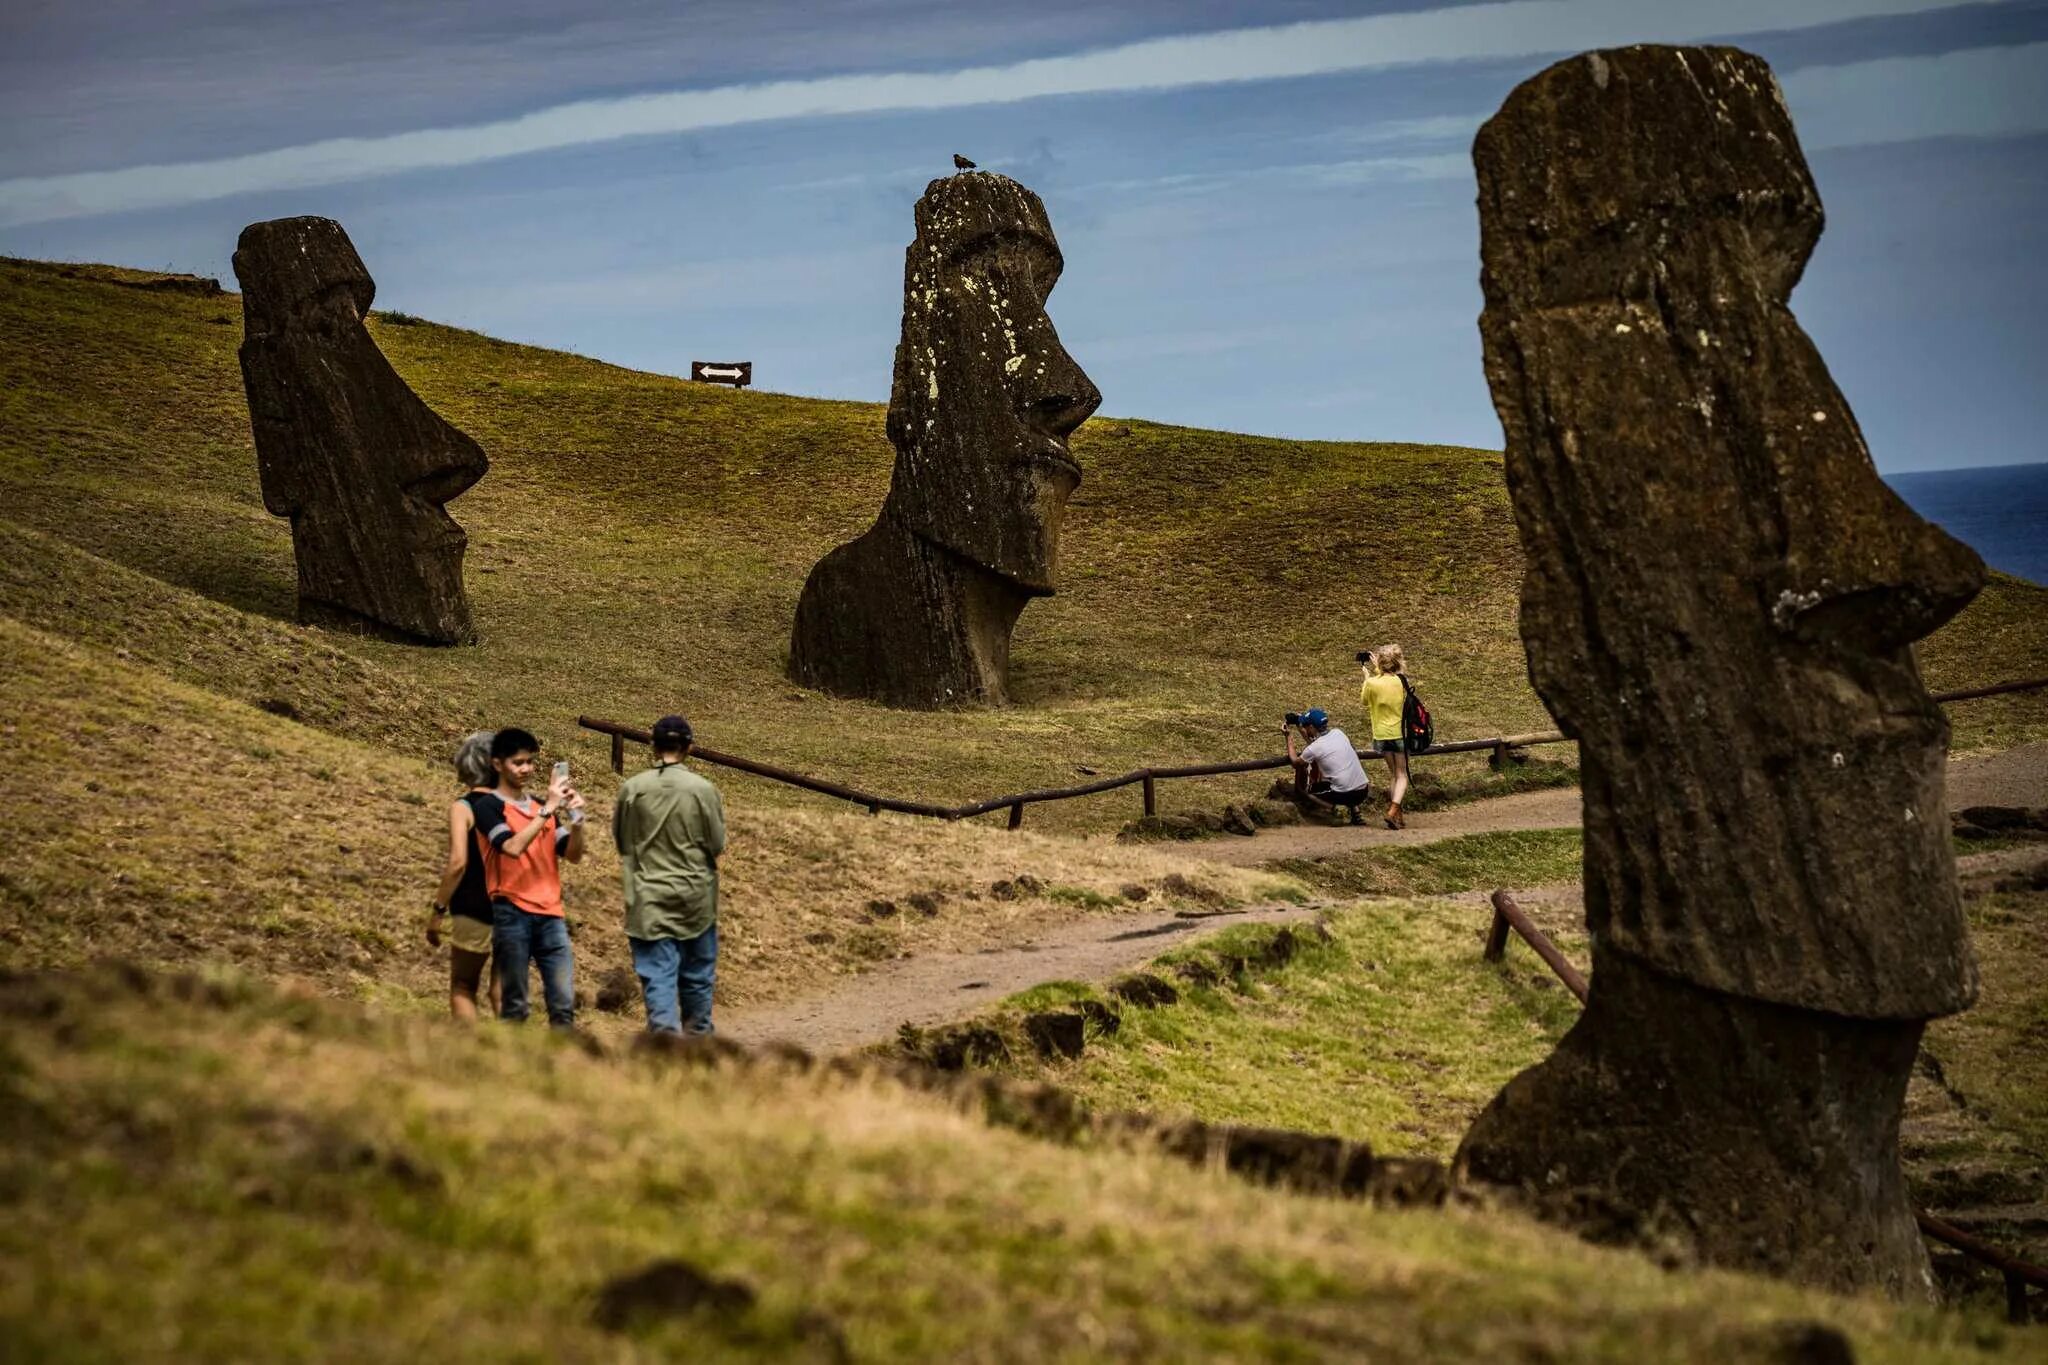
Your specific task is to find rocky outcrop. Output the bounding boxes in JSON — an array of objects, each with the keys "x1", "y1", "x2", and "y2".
[
  {"x1": 1453, "y1": 45, "x2": 1987, "y2": 1300},
  {"x1": 234, "y1": 216, "x2": 488, "y2": 644},
  {"x1": 789, "y1": 174, "x2": 1100, "y2": 707}
]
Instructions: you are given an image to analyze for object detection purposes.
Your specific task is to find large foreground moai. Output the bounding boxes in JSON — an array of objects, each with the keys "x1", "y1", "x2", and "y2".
[
  {"x1": 1453, "y1": 46, "x2": 1987, "y2": 1298},
  {"x1": 235, "y1": 217, "x2": 488, "y2": 644},
  {"x1": 789, "y1": 174, "x2": 1101, "y2": 707}
]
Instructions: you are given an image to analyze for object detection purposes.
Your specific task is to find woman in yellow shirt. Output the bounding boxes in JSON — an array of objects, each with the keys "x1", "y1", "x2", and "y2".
[{"x1": 1360, "y1": 644, "x2": 1411, "y2": 828}]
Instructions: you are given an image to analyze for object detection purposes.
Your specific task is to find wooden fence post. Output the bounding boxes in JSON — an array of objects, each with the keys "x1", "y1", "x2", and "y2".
[
  {"x1": 1483, "y1": 903, "x2": 1512, "y2": 962},
  {"x1": 1142, "y1": 773, "x2": 1157, "y2": 817},
  {"x1": 610, "y1": 733, "x2": 626, "y2": 775},
  {"x1": 1007, "y1": 802, "x2": 1025, "y2": 831}
]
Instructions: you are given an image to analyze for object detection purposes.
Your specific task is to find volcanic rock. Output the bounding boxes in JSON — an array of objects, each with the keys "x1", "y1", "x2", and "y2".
[
  {"x1": 1452, "y1": 44, "x2": 1985, "y2": 1301},
  {"x1": 788, "y1": 174, "x2": 1100, "y2": 706},
  {"x1": 234, "y1": 216, "x2": 488, "y2": 644}
]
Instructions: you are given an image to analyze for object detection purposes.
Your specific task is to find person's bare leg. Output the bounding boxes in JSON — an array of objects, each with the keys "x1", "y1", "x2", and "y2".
[
  {"x1": 1391, "y1": 752, "x2": 1409, "y2": 806},
  {"x1": 450, "y1": 948, "x2": 488, "y2": 1022}
]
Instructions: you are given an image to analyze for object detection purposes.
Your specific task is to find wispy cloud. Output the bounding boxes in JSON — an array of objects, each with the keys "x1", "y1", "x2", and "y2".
[
  {"x1": 1325, "y1": 113, "x2": 1486, "y2": 147},
  {"x1": 1787, "y1": 39, "x2": 2048, "y2": 148},
  {"x1": 0, "y1": 0, "x2": 2013, "y2": 227},
  {"x1": 1307, "y1": 153, "x2": 1472, "y2": 185},
  {"x1": 1142, "y1": 39, "x2": 2048, "y2": 193}
]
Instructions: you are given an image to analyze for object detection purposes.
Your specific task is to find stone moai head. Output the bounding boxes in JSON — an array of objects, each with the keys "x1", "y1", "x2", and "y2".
[
  {"x1": 882, "y1": 174, "x2": 1101, "y2": 594},
  {"x1": 234, "y1": 216, "x2": 488, "y2": 644},
  {"x1": 1476, "y1": 46, "x2": 1985, "y2": 1019}
]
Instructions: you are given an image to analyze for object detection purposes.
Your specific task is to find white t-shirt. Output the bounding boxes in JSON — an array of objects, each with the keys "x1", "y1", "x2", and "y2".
[{"x1": 1300, "y1": 728, "x2": 1370, "y2": 794}]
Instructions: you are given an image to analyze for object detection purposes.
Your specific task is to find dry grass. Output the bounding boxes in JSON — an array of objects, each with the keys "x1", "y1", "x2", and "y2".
[
  {"x1": 0, "y1": 615, "x2": 1286, "y2": 1018},
  {"x1": 2, "y1": 256, "x2": 2040, "y2": 840},
  {"x1": 2, "y1": 254, "x2": 2044, "y2": 1354},
  {"x1": 0, "y1": 967, "x2": 2030, "y2": 1363}
]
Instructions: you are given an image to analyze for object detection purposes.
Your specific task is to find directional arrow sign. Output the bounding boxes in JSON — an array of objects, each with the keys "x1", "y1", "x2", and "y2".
[{"x1": 690, "y1": 360, "x2": 753, "y2": 388}]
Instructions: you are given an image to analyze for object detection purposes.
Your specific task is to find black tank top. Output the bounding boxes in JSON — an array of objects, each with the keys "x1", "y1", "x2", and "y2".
[{"x1": 452, "y1": 792, "x2": 495, "y2": 922}]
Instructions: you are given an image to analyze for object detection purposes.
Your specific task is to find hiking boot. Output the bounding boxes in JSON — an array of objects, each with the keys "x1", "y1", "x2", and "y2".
[
  {"x1": 1347, "y1": 806, "x2": 1365, "y2": 826},
  {"x1": 1384, "y1": 802, "x2": 1404, "y2": 830}
]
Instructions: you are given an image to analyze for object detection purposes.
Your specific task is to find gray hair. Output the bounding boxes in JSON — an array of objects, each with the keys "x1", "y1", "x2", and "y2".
[{"x1": 453, "y1": 730, "x2": 497, "y2": 788}]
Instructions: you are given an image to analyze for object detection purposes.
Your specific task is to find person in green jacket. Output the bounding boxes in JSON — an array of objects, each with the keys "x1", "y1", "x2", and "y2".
[{"x1": 613, "y1": 715, "x2": 727, "y2": 1034}]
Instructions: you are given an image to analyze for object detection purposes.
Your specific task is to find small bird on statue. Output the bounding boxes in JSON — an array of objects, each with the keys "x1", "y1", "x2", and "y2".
[{"x1": 952, "y1": 153, "x2": 977, "y2": 171}]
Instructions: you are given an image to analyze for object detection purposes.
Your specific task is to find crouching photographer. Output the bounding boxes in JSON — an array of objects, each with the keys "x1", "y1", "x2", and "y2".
[{"x1": 1283, "y1": 708, "x2": 1372, "y2": 826}]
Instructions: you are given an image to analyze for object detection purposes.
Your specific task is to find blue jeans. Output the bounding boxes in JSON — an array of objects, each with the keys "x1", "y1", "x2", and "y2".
[
  {"x1": 630, "y1": 925, "x2": 718, "y2": 1035},
  {"x1": 493, "y1": 901, "x2": 576, "y2": 1027}
]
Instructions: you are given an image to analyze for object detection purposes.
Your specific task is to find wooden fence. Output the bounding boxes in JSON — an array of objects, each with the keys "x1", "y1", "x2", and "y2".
[{"x1": 577, "y1": 674, "x2": 2047, "y2": 830}]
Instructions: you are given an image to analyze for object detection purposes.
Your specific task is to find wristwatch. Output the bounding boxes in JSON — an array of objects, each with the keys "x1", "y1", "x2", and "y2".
[{"x1": 430, "y1": 902, "x2": 449, "y2": 916}]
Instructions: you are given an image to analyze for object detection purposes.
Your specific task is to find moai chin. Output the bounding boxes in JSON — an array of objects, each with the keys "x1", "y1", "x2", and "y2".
[
  {"x1": 234, "y1": 216, "x2": 489, "y2": 644},
  {"x1": 1452, "y1": 46, "x2": 1986, "y2": 1299},
  {"x1": 789, "y1": 173, "x2": 1101, "y2": 707}
]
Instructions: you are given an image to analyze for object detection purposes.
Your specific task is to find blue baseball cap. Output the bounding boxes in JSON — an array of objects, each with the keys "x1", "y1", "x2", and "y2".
[{"x1": 1302, "y1": 708, "x2": 1329, "y2": 728}]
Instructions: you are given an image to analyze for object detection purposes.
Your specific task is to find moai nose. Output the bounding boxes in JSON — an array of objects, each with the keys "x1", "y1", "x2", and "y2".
[{"x1": 1019, "y1": 344, "x2": 1100, "y2": 440}]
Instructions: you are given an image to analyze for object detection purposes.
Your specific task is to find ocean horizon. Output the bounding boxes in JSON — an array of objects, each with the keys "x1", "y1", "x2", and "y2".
[{"x1": 1887, "y1": 461, "x2": 2048, "y2": 588}]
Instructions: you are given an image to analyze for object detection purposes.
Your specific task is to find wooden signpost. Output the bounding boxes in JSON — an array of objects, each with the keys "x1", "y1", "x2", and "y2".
[{"x1": 690, "y1": 361, "x2": 752, "y2": 388}]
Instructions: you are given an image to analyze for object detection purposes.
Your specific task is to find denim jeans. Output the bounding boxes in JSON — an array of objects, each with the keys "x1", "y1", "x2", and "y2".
[
  {"x1": 630, "y1": 925, "x2": 718, "y2": 1035},
  {"x1": 493, "y1": 900, "x2": 576, "y2": 1027}
]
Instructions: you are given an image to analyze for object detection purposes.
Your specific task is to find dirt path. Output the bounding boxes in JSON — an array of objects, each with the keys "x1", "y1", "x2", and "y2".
[
  {"x1": 722, "y1": 903, "x2": 1328, "y2": 1053},
  {"x1": 721, "y1": 746, "x2": 2048, "y2": 1054},
  {"x1": 1178, "y1": 744, "x2": 2048, "y2": 867}
]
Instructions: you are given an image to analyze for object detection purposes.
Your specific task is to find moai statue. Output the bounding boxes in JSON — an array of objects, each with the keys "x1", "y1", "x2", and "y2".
[
  {"x1": 1453, "y1": 46, "x2": 1986, "y2": 1299},
  {"x1": 789, "y1": 174, "x2": 1100, "y2": 707},
  {"x1": 234, "y1": 217, "x2": 488, "y2": 644}
]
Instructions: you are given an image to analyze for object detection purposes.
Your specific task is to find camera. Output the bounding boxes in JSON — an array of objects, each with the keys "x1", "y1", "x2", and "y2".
[
  {"x1": 1355, "y1": 650, "x2": 1372, "y2": 663},
  {"x1": 1283, "y1": 711, "x2": 1304, "y2": 727}
]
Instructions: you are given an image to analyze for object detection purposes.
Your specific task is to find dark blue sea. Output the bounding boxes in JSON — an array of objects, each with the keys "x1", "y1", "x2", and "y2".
[{"x1": 1887, "y1": 462, "x2": 2048, "y2": 588}]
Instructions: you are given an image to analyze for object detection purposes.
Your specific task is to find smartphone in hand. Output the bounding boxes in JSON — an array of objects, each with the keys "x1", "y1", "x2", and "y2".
[{"x1": 551, "y1": 760, "x2": 583, "y2": 825}]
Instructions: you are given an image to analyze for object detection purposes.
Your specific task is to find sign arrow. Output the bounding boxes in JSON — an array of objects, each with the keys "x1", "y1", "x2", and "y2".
[{"x1": 691, "y1": 360, "x2": 753, "y2": 387}]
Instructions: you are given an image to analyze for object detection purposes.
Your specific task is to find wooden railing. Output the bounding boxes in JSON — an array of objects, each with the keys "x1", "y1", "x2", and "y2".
[
  {"x1": 577, "y1": 674, "x2": 2047, "y2": 830},
  {"x1": 1483, "y1": 890, "x2": 2048, "y2": 1324},
  {"x1": 578, "y1": 714, "x2": 1571, "y2": 829}
]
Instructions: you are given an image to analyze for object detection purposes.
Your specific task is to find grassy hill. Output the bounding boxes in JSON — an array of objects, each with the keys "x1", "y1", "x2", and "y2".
[
  {"x1": 0, "y1": 614, "x2": 1283, "y2": 1016},
  {"x1": 2, "y1": 256, "x2": 2044, "y2": 1356},
  {"x1": 2, "y1": 965, "x2": 2031, "y2": 1363},
  {"x1": 3, "y1": 255, "x2": 2043, "y2": 840}
]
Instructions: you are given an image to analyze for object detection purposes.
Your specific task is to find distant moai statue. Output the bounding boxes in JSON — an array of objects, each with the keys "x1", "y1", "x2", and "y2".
[
  {"x1": 788, "y1": 173, "x2": 1101, "y2": 707},
  {"x1": 1453, "y1": 46, "x2": 1986, "y2": 1298},
  {"x1": 234, "y1": 216, "x2": 488, "y2": 644}
]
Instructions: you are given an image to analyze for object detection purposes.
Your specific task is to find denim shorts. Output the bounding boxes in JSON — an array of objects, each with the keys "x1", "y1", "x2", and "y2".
[{"x1": 1373, "y1": 737, "x2": 1407, "y2": 755}]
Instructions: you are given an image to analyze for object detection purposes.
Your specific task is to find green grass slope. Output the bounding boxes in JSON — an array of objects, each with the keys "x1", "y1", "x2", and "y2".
[
  {"x1": 3, "y1": 256, "x2": 2043, "y2": 838},
  {"x1": 986, "y1": 908, "x2": 1584, "y2": 1158},
  {"x1": 1, "y1": 967, "x2": 2030, "y2": 1363}
]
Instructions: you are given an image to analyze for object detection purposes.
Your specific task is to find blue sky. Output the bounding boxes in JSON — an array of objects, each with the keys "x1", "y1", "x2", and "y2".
[{"x1": 3, "y1": 0, "x2": 2044, "y2": 469}]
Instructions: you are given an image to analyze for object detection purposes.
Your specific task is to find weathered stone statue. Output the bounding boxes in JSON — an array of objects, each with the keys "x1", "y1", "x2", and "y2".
[
  {"x1": 1453, "y1": 46, "x2": 1986, "y2": 1298},
  {"x1": 789, "y1": 174, "x2": 1100, "y2": 707},
  {"x1": 234, "y1": 216, "x2": 488, "y2": 644}
]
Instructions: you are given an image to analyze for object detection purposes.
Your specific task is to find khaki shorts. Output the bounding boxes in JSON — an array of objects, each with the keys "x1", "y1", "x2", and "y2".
[{"x1": 448, "y1": 914, "x2": 494, "y2": 956}]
